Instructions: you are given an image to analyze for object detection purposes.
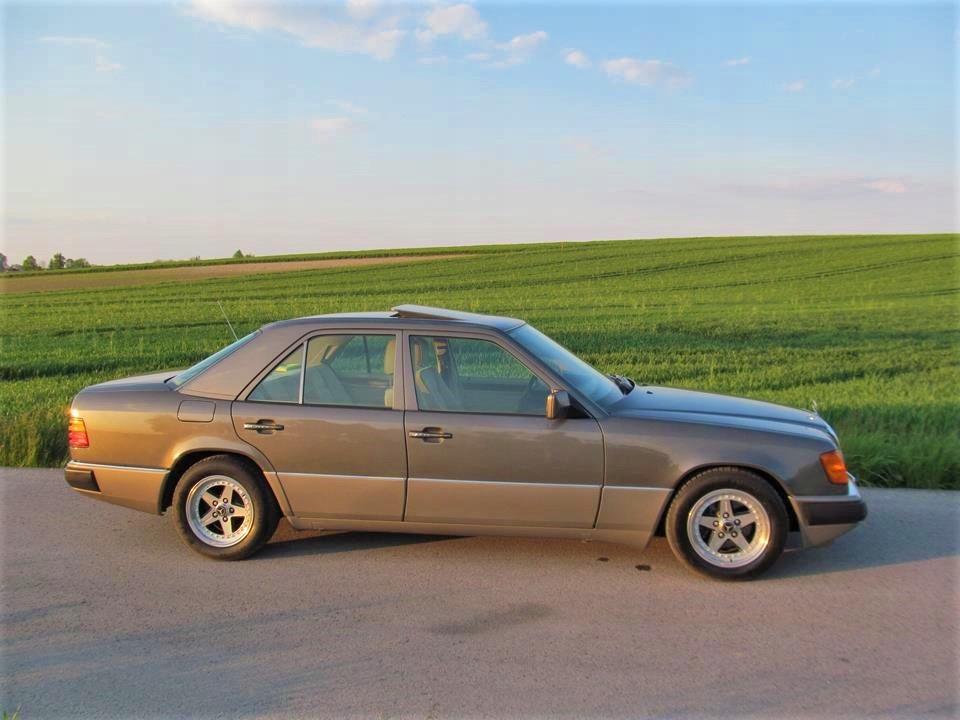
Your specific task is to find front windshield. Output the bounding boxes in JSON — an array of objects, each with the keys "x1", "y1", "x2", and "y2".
[
  {"x1": 168, "y1": 331, "x2": 259, "y2": 388},
  {"x1": 508, "y1": 324, "x2": 623, "y2": 407}
]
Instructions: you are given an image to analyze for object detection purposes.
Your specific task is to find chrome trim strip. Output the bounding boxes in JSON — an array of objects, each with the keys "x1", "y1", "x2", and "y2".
[
  {"x1": 67, "y1": 461, "x2": 167, "y2": 474},
  {"x1": 409, "y1": 477, "x2": 601, "y2": 489},
  {"x1": 601, "y1": 485, "x2": 671, "y2": 493},
  {"x1": 297, "y1": 342, "x2": 307, "y2": 405},
  {"x1": 278, "y1": 472, "x2": 405, "y2": 481}
]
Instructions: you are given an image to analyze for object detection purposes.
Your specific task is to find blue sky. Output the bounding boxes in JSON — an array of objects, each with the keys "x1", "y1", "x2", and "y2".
[{"x1": 3, "y1": 1, "x2": 957, "y2": 264}]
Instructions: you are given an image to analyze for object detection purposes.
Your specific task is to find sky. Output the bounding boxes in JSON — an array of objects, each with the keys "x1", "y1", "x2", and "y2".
[{"x1": 2, "y1": 0, "x2": 957, "y2": 265}]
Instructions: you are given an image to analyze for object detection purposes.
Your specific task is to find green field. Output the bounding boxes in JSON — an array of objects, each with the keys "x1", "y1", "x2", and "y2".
[{"x1": 1, "y1": 234, "x2": 957, "y2": 489}]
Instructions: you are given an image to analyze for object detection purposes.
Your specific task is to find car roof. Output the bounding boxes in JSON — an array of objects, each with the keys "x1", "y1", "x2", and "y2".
[
  {"x1": 180, "y1": 305, "x2": 528, "y2": 399},
  {"x1": 263, "y1": 305, "x2": 525, "y2": 333}
]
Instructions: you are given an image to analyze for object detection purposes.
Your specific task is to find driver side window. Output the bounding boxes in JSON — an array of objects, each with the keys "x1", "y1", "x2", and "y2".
[{"x1": 410, "y1": 336, "x2": 549, "y2": 415}]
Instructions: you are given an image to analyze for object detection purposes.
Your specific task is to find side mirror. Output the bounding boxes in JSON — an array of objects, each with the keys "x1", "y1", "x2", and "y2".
[{"x1": 546, "y1": 389, "x2": 571, "y2": 420}]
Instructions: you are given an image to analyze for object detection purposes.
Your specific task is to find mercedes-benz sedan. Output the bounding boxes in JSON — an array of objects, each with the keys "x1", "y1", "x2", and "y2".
[{"x1": 65, "y1": 305, "x2": 866, "y2": 579}]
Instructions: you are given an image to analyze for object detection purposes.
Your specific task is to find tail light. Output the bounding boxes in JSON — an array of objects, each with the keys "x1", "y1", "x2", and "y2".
[
  {"x1": 820, "y1": 449, "x2": 848, "y2": 485},
  {"x1": 68, "y1": 415, "x2": 89, "y2": 448}
]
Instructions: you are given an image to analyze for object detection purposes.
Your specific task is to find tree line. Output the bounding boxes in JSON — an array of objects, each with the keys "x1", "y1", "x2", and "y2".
[
  {"x1": 0, "y1": 252, "x2": 91, "y2": 272},
  {"x1": 0, "y1": 249, "x2": 253, "y2": 272}
]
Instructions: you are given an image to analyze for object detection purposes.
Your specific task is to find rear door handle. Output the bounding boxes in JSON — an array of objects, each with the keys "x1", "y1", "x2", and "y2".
[
  {"x1": 243, "y1": 420, "x2": 285, "y2": 433},
  {"x1": 408, "y1": 428, "x2": 453, "y2": 441}
]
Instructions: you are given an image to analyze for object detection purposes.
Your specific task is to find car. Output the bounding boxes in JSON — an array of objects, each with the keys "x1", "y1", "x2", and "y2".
[{"x1": 64, "y1": 304, "x2": 866, "y2": 579}]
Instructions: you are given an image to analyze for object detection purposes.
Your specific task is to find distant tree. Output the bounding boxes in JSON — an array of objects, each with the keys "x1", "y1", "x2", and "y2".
[
  {"x1": 0, "y1": 252, "x2": 7, "y2": 271},
  {"x1": 66, "y1": 258, "x2": 91, "y2": 269},
  {"x1": 48, "y1": 252, "x2": 66, "y2": 270},
  {"x1": 22, "y1": 255, "x2": 40, "y2": 271},
  {"x1": 190, "y1": 255, "x2": 201, "y2": 262},
  {"x1": 232, "y1": 250, "x2": 245, "y2": 259}
]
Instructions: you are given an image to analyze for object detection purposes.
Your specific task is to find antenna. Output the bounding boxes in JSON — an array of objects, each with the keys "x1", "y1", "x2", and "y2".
[{"x1": 217, "y1": 300, "x2": 239, "y2": 341}]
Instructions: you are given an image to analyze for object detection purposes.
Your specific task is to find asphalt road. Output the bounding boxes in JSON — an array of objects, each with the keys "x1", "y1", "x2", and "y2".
[{"x1": 1, "y1": 469, "x2": 958, "y2": 719}]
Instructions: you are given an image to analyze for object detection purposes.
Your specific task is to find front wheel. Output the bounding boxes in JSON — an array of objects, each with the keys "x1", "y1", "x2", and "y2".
[
  {"x1": 171, "y1": 455, "x2": 279, "y2": 560},
  {"x1": 666, "y1": 467, "x2": 788, "y2": 580}
]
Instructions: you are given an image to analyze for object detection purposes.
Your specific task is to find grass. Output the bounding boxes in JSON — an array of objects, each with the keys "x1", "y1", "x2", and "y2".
[{"x1": 1, "y1": 233, "x2": 957, "y2": 489}]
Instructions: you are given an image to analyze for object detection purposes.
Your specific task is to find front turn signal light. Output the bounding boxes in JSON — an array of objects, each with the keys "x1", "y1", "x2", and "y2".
[
  {"x1": 820, "y1": 450, "x2": 848, "y2": 485},
  {"x1": 68, "y1": 416, "x2": 89, "y2": 448}
]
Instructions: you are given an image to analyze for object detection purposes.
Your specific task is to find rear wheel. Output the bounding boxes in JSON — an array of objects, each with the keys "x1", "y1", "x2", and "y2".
[
  {"x1": 666, "y1": 467, "x2": 787, "y2": 580},
  {"x1": 171, "y1": 455, "x2": 279, "y2": 560}
]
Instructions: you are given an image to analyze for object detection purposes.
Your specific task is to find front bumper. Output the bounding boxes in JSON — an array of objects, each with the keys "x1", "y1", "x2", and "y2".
[{"x1": 791, "y1": 475, "x2": 867, "y2": 548}]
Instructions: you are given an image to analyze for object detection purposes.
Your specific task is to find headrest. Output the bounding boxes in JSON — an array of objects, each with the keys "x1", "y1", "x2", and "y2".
[
  {"x1": 412, "y1": 339, "x2": 425, "y2": 369},
  {"x1": 383, "y1": 338, "x2": 396, "y2": 374}
]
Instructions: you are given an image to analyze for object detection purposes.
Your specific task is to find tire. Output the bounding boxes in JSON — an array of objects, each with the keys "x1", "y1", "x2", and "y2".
[
  {"x1": 665, "y1": 467, "x2": 788, "y2": 580},
  {"x1": 171, "y1": 455, "x2": 279, "y2": 560}
]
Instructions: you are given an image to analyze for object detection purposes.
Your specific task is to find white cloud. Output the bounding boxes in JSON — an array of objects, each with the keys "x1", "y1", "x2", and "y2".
[
  {"x1": 415, "y1": 28, "x2": 435, "y2": 45},
  {"x1": 488, "y1": 56, "x2": 525, "y2": 69},
  {"x1": 358, "y1": 28, "x2": 405, "y2": 59},
  {"x1": 41, "y1": 36, "x2": 108, "y2": 49},
  {"x1": 417, "y1": 55, "x2": 448, "y2": 65},
  {"x1": 722, "y1": 175, "x2": 910, "y2": 197},
  {"x1": 422, "y1": 3, "x2": 487, "y2": 40},
  {"x1": 862, "y1": 179, "x2": 907, "y2": 194},
  {"x1": 345, "y1": 0, "x2": 378, "y2": 21},
  {"x1": 498, "y1": 30, "x2": 547, "y2": 53},
  {"x1": 311, "y1": 116, "x2": 360, "y2": 140},
  {"x1": 724, "y1": 56, "x2": 750, "y2": 67},
  {"x1": 186, "y1": 0, "x2": 406, "y2": 59},
  {"x1": 603, "y1": 57, "x2": 693, "y2": 88},
  {"x1": 869, "y1": 66, "x2": 881, "y2": 76},
  {"x1": 486, "y1": 30, "x2": 548, "y2": 68},
  {"x1": 564, "y1": 49, "x2": 591, "y2": 69},
  {"x1": 832, "y1": 77, "x2": 856, "y2": 90},
  {"x1": 327, "y1": 99, "x2": 369, "y2": 115},
  {"x1": 41, "y1": 35, "x2": 121, "y2": 72},
  {"x1": 564, "y1": 136, "x2": 610, "y2": 159},
  {"x1": 94, "y1": 54, "x2": 122, "y2": 72},
  {"x1": 465, "y1": 52, "x2": 490, "y2": 62},
  {"x1": 784, "y1": 79, "x2": 807, "y2": 93}
]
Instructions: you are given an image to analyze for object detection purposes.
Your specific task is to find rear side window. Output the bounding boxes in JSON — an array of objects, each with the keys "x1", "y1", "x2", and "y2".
[
  {"x1": 246, "y1": 334, "x2": 397, "y2": 408},
  {"x1": 303, "y1": 334, "x2": 395, "y2": 407}
]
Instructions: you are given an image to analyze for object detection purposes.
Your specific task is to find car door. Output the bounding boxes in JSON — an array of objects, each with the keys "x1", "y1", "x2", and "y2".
[
  {"x1": 232, "y1": 332, "x2": 407, "y2": 521},
  {"x1": 402, "y1": 331, "x2": 604, "y2": 528}
]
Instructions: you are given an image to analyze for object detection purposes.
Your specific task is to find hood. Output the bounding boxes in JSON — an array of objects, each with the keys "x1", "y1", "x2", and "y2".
[
  {"x1": 609, "y1": 385, "x2": 835, "y2": 439},
  {"x1": 84, "y1": 371, "x2": 180, "y2": 392}
]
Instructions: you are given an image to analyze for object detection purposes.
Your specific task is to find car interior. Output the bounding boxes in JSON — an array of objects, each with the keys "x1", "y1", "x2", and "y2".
[{"x1": 248, "y1": 333, "x2": 549, "y2": 414}]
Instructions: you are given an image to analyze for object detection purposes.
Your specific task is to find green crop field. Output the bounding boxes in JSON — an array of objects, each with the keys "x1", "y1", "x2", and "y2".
[{"x1": 1, "y1": 233, "x2": 957, "y2": 489}]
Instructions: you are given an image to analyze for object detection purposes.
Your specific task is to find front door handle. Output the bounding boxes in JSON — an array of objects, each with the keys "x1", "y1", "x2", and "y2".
[
  {"x1": 408, "y1": 428, "x2": 453, "y2": 442},
  {"x1": 243, "y1": 420, "x2": 285, "y2": 434}
]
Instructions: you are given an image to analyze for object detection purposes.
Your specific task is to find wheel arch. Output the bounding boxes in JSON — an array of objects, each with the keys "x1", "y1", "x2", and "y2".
[
  {"x1": 653, "y1": 463, "x2": 800, "y2": 537},
  {"x1": 160, "y1": 449, "x2": 289, "y2": 517}
]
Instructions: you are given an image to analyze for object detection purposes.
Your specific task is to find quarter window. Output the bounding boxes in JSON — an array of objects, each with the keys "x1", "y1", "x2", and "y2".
[{"x1": 247, "y1": 346, "x2": 303, "y2": 404}]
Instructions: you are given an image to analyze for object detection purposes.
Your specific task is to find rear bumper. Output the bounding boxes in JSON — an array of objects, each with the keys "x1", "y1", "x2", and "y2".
[
  {"x1": 64, "y1": 461, "x2": 167, "y2": 514},
  {"x1": 792, "y1": 475, "x2": 867, "y2": 548},
  {"x1": 65, "y1": 466, "x2": 100, "y2": 493}
]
